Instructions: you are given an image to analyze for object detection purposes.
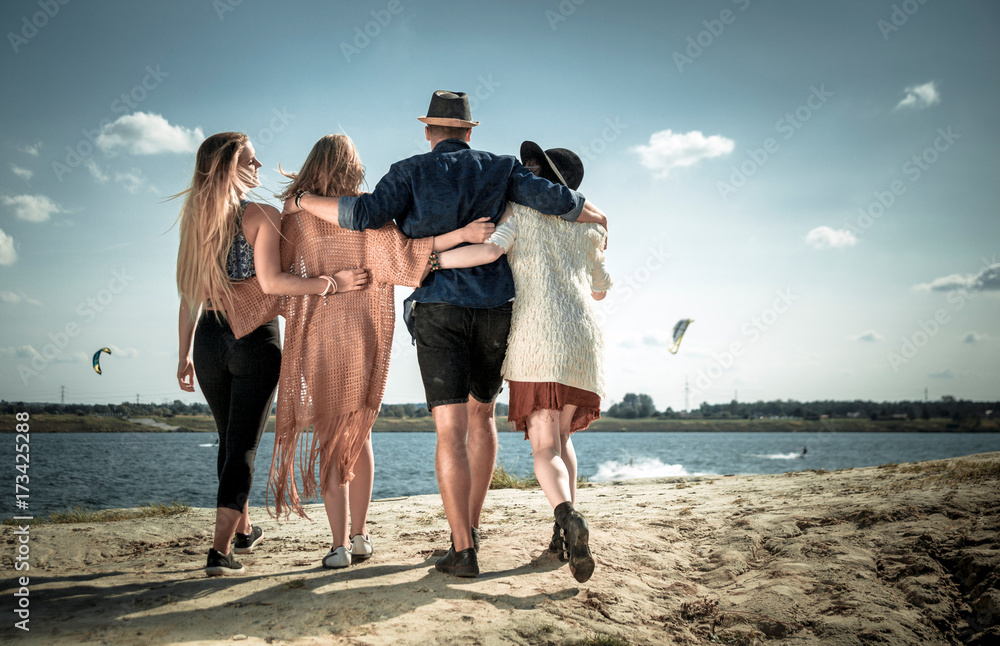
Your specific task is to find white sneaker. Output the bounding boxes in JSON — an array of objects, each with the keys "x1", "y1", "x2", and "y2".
[
  {"x1": 351, "y1": 534, "x2": 373, "y2": 561},
  {"x1": 322, "y1": 545, "x2": 351, "y2": 569}
]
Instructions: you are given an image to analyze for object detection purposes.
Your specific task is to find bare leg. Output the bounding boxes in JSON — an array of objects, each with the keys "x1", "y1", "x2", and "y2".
[
  {"x1": 432, "y1": 402, "x2": 475, "y2": 551},
  {"x1": 559, "y1": 405, "x2": 579, "y2": 505},
  {"x1": 466, "y1": 396, "x2": 498, "y2": 529},
  {"x1": 213, "y1": 507, "x2": 241, "y2": 554},
  {"x1": 321, "y1": 462, "x2": 350, "y2": 548},
  {"x1": 349, "y1": 438, "x2": 374, "y2": 538},
  {"x1": 527, "y1": 409, "x2": 572, "y2": 509},
  {"x1": 235, "y1": 499, "x2": 252, "y2": 535}
]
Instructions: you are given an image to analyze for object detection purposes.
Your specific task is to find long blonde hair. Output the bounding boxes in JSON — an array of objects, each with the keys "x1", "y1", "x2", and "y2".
[
  {"x1": 277, "y1": 134, "x2": 365, "y2": 200},
  {"x1": 175, "y1": 132, "x2": 252, "y2": 318}
]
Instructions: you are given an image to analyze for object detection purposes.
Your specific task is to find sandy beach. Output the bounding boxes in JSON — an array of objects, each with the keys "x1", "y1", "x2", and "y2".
[{"x1": 3, "y1": 452, "x2": 998, "y2": 645}]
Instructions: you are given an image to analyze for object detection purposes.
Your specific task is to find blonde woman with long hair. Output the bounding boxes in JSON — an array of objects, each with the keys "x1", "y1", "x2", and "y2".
[
  {"x1": 228, "y1": 133, "x2": 492, "y2": 569},
  {"x1": 175, "y1": 132, "x2": 366, "y2": 576}
]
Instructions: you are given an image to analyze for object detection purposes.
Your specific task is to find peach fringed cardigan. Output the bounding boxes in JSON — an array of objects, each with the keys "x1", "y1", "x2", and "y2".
[{"x1": 224, "y1": 212, "x2": 432, "y2": 518}]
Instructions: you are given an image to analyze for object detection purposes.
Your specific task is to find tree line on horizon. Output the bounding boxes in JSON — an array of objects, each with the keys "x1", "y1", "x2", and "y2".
[
  {"x1": 2, "y1": 395, "x2": 994, "y2": 424},
  {"x1": 605, "y1": 393, "x2": 997, "y2": 423}
]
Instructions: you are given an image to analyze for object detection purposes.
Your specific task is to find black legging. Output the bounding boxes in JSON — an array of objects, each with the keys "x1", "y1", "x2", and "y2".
[{"x1": 193, "y1": 313, "x2": 281, "y2": 511}]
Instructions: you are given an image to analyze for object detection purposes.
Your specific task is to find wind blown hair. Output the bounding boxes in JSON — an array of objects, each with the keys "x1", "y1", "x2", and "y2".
[
  {"x1": 174, "y1": 132, "x2": 252, "y2": 318},
  {"x1": 277, "y1": 134, "x2": 365, "y2": 200}
]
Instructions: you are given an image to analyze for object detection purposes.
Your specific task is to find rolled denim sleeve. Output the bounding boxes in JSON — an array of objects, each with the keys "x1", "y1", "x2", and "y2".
[
  {"x1": 506, "y1": 162, "x2": 585, "y2": 221},
  {"x1": 338, "y1": 163, "x2": 414, "y2": 231}
]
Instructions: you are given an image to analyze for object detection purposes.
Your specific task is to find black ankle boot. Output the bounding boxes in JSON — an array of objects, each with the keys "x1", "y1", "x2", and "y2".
[
  {"x1": 554, "y1": 502, "x2": 595, "y2": 583},
  {"x1": 554, "y1": 501, "x2": 573, "y2": 528},
  {"x1": 548, "y1": 520, "x2": 567, "y2": 561}
]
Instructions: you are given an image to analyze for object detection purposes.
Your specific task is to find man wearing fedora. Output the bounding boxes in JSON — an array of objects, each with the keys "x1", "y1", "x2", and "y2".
[{"x1": 288, "y1": 90, "x2": 608, "y2": 577}]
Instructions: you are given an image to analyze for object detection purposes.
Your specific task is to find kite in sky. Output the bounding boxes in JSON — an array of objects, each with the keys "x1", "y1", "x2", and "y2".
[
  {"x1": 668, "y1": 319, "x2": 693, "y2": 355},
  {"x1": 92, "y1": 347, "x2": 111, "y2": 375}
]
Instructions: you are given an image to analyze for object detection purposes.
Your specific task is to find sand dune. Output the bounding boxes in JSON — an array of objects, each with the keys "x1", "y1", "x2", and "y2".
[{"x1": 3, "y1": 453, "x2": 998, "y2": 645}]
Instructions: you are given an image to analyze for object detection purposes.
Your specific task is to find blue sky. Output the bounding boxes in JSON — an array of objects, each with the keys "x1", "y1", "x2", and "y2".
[{"x1": 1, "y1": 0, "x2": 998, "y2": 409}]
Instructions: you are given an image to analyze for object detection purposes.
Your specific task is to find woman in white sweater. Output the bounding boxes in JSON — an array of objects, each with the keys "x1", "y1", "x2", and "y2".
[{"x1": 435, "y1": 142, "x2": 611, "y2": 583}]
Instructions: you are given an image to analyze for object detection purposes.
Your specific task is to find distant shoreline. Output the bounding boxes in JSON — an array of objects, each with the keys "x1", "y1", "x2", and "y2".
[{"x1": 3, "y1": 413, "x2": 997, "y2": 433}]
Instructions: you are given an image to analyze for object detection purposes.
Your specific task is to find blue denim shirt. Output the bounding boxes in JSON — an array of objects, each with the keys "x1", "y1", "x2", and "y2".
[{"x1": 337, "y1": 139, "x2": 586, "y2": 309}]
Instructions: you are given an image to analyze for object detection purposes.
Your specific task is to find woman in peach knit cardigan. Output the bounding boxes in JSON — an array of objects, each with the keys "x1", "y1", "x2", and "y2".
[{"x1": 228, "y1": 134, "x2": 492, "y2": 569}]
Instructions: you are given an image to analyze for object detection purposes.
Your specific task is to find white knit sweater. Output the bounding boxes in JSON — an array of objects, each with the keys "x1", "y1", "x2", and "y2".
[{"x1": 489, "y1": 202, "x2": 612, "y2": 398}]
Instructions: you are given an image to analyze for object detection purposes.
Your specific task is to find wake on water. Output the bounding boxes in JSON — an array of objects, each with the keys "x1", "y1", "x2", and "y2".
[
  {"x1": 591, "y1": 456, "x2": 706, "y2": 481},
  {"x1": 748, "y1": 452, "x2": 806, "y2": 460}
]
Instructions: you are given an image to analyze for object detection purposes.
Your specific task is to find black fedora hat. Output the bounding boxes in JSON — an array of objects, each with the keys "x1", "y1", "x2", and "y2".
[
  {"x1": 418, "y1": 90, "x2": 480, "y2": 128},
  {"x1": 520, "y1": 141, "x2": 585, "y2": 191}
]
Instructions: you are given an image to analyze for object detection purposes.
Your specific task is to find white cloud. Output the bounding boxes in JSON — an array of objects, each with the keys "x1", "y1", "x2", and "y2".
[
  {"x1": 84, "y1": 159, "x2": 109, "y2": 183},
  {"x1": 630, "y1": 129, "x2": 735, "y2": 178},
  {"x1": 963, "y1": 332, "x2": 988, "y2": 344},
  {"x1": 53, "y1": 351, "x2": 89, "y2": 364},
  {"x1": 0, "y1": 290, "x2": 42, "y2": 306},
  {"x1": 641, "y1": 329, "x2": 672, "y2": 347},
  {"x1": 96, "y1": 112, "x2": 204, "y2": 155},
  {"x1": 0, "y1": 193, "x2": 64, "y2": 222},
  {"x1": 805, "y1": 226, "x2": 858, "y2": 249},
  {"x1": 115, "y1": 169, "x2": 145, "y2": 194},
  {"x1": 0, "y1": 228, "x2": 17, "y2": 265},
  {"x1": 914, "y1": 262, "x2": 1000, "y2": 292},
  {"x1": 0, "y1": 345, "x2": 42, "y2": 360},
  {"x1": 19, "y1": 142, "x2": 42, "y2": 157},
  {"x1": 895, "y1": 81, "x2": 940, "y2": 110},
  {"x1": 850, "y1": 330, "x2": 883, "y2": 343},
  {"x1": 0, "y1": 343, "x2": 84, "y2": 364},
  {"x1": 928, "y1": 369, "x2": 956, "y2": 379},
  {"x1": 107, "y1": 344, "x2": 140, "y2": 358},
  {"x1": 10, "y1": 164, "x2": 33, "y2": 181}
]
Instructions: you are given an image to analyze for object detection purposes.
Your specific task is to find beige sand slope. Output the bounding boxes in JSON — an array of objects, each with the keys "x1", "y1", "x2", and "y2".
[{"x1": 3, "y1": 452, "x2": 998, "y2": 645}]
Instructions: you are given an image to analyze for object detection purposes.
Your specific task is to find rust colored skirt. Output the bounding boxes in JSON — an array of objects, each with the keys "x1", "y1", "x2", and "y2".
[{"x1": 507, "y1": 381, "x2": 601, "y2": 439}]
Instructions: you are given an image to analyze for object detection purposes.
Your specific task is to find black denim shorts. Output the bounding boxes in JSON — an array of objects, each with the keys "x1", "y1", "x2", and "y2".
[{"x1": 412, "y1": 302, "x2": 513, "y2": 409}]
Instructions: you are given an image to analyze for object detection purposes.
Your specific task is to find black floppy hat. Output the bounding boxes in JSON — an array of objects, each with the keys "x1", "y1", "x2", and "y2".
[
  {"x1": 418, "y1": 90, "x2": 480, "y2": 128},
  {"x1": 520, "y1": 141, "x2": 585, "y2": 191}
]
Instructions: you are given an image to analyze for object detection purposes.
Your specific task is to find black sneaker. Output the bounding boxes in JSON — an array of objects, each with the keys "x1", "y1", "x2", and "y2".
[
  {"x1": 435, "y1": 547, "x2": 479, "y2": 577},
  {"x1": 206, "y1": 548, "x2": 245, "y2": 576},
  {"x1": 232, "y1": 525, "x2": 263, "y2": 554}
]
